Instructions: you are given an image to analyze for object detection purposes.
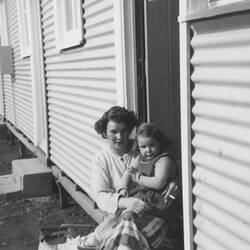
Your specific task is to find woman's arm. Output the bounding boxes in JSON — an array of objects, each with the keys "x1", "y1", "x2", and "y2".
[
  {"x1": 92, "y1": 155, "x2": 121, "y2": 214},
  {"x1": 117, "y1": 169, "x2": 131, "y2": 197},
  {"x1": 118, "y1": 196, "x2": 147, "y2": 214},
  {"x1": 92, "y1": 153, "x2": 147, "y2": 214},
  {"x1": 133, "y1": 157, "x2": 174, "y2": 190}
]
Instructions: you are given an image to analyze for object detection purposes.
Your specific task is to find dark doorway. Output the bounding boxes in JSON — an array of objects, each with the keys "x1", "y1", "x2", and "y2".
[{"x1": 135, "y1": 0, "x2": 181, "y2": 161}]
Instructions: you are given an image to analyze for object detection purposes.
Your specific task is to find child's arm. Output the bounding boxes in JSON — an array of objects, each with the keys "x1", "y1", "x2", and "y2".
[{"x1": 133, "y1": 157, "x2": 174, "y2": 190}]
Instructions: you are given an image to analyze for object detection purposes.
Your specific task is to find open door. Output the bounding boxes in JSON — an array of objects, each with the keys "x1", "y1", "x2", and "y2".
[
  {"x1": 135, "y1": 0, "x2": 181, "y2": 160},
  {"x1": 135, "y1": 2, "x2": 183, "y2": 247}
]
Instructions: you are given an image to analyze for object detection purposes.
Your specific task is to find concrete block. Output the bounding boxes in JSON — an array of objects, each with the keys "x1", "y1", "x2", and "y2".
[
  {"x1": 0, "y1": 175, "x2": 19, "y2": 193},
  {"x1": 0, "y1": 175, "x2": 21, "y2": 201},
  {"x1": 12, "y1": 158, "x2": 54, "y2": 198}
]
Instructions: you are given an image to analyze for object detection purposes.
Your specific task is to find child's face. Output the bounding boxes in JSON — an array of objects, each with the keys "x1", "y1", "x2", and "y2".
[{"x1": 137, "y1": 135, "x2": 161, "y2": 162}]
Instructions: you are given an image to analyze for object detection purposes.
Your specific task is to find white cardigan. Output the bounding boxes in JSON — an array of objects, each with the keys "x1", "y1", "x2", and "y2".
[{"x1": 91, "y1": 145, "x2": 135, "y2": 214}]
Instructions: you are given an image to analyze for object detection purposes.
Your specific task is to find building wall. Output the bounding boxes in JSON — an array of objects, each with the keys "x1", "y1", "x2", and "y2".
[
  {"x1": 191, "y1": 12, "x2": 250, "y2": 250},
  {"x1": 3, "y1": 0, "x2": 34, "y2": 141},
  {"x1": 41, "y1": 0, "x2": 119, "y2": 198},
  {"x1": 0, "y1": 0, "x2": 135, "y2": 199},
  {"x1": 2, "y1": 74, "x2": 14, "y2": 123},
  {"x1": 180, "y1": 1, "x2": 250, "y2": 249}
]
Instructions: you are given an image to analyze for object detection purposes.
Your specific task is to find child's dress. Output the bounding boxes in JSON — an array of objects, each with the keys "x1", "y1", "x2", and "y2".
[{"x1": 130, "y1": 152, "x2": 179, "y2": 223}]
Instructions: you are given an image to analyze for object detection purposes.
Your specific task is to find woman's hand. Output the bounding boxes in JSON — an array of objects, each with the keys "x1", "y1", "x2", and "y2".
[{"x1": 118, "y1": 197, "x2": 147, "y2": 214}]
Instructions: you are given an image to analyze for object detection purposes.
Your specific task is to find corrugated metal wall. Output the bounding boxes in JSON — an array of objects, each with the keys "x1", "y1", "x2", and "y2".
[
  {"x1": 190, "y1": 12, "x2": 250, "y2": 250},
  {"x1": 3, "y1": 0, "x2": 34, "y2": 142},
  {"x1": 0, "y1": 76, "x2": 4, "y2": 116},
  {"x1": 41, "y1": 0, "x2": 117, "y2": 198},
  {"x1": 2, "y1": 75, "x2": 14, "y2": 123}
]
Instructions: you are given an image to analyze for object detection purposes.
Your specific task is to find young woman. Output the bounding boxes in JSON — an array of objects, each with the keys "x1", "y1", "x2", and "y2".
[{"x1": 92, "y1": 106, "x2": 148, "y2": 215}]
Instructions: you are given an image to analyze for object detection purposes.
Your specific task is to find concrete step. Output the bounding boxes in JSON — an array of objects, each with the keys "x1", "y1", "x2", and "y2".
[
  {"x1": 0, "y1": 174, "x2": 19, "y2": 193},
  {"x1": 0, "y1": 158, "x2": 54, "y2": 200}
]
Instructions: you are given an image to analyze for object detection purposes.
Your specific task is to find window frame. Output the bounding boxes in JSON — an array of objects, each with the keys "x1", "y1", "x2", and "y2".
[
  {"x1": 179, "y1": 0, "x2": 250, "y2": 22},
  {"x1": 209, "y1": 0, "x2": 245, "y2": 7},
  {"x1": 16, "y1": 0, "x2": 31, "y2": 58},
  {"x1": 0, "y1": 0, "x2": 9, "y2": 46},
  {"x1": 54, "y1": 0, "x2": 84, "y2": 51}
]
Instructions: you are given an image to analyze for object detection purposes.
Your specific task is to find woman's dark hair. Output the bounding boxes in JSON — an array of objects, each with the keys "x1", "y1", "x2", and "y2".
[
  {"x1": 94, "y1": 106, "x2": 139, "y2": 138},
  {"x1": 136, "y1": 123, "x2": 171, "y2": 152}
]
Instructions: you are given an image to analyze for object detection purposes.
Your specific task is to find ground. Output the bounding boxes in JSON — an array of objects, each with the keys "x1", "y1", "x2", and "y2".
[{"x1": 0, "y1": 128, "x2": 97, "y2": 250}]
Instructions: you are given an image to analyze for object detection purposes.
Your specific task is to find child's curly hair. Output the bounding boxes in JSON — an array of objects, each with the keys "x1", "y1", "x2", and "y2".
[
  {"x1": 136, "y1": 123, "x2": 171, "y2": 152},
  {"x1": 94, "y1": 106, "x2": 139, "y2": 138}
]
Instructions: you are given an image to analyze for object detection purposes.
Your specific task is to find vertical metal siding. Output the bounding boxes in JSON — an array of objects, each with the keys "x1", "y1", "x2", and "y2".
[
  {"x1": 0, "y1": 76, "x2": 4, "y2": 116},
  {"x1": 4, "y1": 0, "x2": 34, "y2": 141},
  {"x1": 41, "y1": 0, "x2": 117, "y2": 198},
  {"x1": 2, "y1": 75, "x2": 15, "y2": 123},
  {"x1": 190, "y1": 12, "x2": 250, "y2": 250}
]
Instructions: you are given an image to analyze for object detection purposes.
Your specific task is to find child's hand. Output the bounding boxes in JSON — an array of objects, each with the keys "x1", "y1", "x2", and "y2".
[
  {"x1": 128, "y1": 167, "x2": 141, "y2": 182},
  {"x1": 130, "y1": 156, "x2": 140, "y2": 169},
  {"x1": 128, "y1": 167, "x2": 138, "y2": 175}
]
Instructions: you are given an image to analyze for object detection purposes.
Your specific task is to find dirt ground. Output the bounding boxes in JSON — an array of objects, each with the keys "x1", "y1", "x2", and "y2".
[{"x1": 0, "y1": 128, "x2": 97, "y2": 250}]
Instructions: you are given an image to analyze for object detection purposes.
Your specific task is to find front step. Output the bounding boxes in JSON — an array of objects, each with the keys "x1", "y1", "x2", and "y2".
[
  {"x1": 0, "y1": 158, "x2": 54, "y2": 200},
  {"x1": 0, "y1": 174, "x2": 20, "y2": 195}
]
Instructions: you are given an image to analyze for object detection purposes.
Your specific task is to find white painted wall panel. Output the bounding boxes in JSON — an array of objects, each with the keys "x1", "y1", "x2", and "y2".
[
  {"x1": 190, "y1": 12, "x2": 250, "y2": 250},
  {"x1": 2, "y1": 75, "x2": 15, "y2": 123},
  {"x1": 41, "y1": 0, "x2": 117, "y2": 198},
  {"x1": 3, "y1": 0, "x2": 34, "y2": 142}
]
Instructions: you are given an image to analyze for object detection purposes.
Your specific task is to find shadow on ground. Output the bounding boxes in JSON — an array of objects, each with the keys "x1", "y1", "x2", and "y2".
[{"x1": 0, "y1": 128, "x2": 97, "y2": 250}]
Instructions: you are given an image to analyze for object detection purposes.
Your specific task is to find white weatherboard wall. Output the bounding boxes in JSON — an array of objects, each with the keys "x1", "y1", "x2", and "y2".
[
  {"x1": 41, "y1": 0, "x2": 121, "y2": 198},
  {"x1": 3, "y1": 0, "x2": 34, "y2": 141},
  {"x1": 190, "y1": 12, "x2": 250, "y2": 250}
]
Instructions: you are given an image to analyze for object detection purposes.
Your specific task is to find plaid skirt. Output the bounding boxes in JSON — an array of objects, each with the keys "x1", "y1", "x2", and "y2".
[
  {"x1": 101, "y1": 211, "x2": 150, "y2": 250},
  {"x1": 94, "y1": 210, "x2": 178, "y2": 250}
]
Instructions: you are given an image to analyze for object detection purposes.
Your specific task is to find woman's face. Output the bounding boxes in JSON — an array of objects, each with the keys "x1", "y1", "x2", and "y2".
[{"x1": 106, "y1": 120, "x2": 130, "y2": 154}]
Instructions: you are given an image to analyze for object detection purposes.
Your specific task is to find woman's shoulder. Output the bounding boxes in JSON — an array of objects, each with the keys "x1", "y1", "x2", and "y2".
[{"x1": 92, "y1": 145, "x2": 112, "y2": 162}]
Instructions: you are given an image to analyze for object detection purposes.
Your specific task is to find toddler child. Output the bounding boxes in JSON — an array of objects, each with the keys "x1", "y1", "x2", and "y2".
[{"x1": 118, "y1": 122, "x2": 178, "y2": 218}]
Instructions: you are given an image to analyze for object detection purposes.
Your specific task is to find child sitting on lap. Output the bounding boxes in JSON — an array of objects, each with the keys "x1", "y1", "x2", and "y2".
[{"x1": 118, "y1": 122, "x2": 178, "y2": 219}]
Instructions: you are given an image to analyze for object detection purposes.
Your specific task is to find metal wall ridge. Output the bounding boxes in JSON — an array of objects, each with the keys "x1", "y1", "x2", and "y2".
[{"x1": 190, "y1": 12, "x2": 250, "y2": 250}]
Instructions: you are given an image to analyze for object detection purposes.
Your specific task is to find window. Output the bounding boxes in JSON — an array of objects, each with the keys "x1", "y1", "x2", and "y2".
[
  {"x1": 54, "y1": 0, "x2": 84, "y2": 51},
  {"x1": 16, "y1": 0, "x2": 31, "y2": 57},
  {"x1": 0, "y1": 1, "x2": 8, "y2": 46}
]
